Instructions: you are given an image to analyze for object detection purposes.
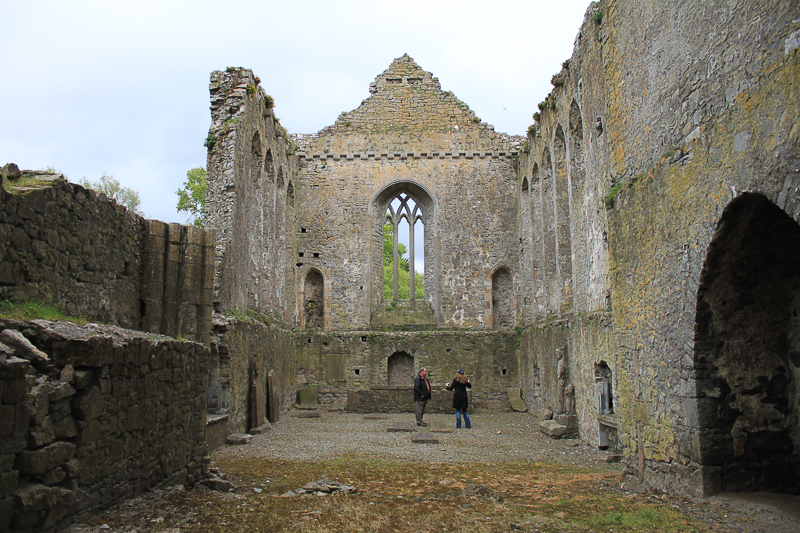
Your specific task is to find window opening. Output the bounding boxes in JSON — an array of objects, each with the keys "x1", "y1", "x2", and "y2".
[{"x1": 384, "y1": 193, "x2": 424, "y2": 300}]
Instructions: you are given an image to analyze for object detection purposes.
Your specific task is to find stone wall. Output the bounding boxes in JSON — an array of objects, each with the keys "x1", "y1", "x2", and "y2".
[
  {"x1": 0, "y1": 180, "x2": 143, "y2": 329},
  {"x1": 295, "y1": 330, "x2": 518, "y2": 411},
  {"x1": 294, "y1": 55, "x2": 523, "y2": 330},
  {"x1": 204, "y1": 68, "x2": 300, "y2": 321},
  {"x1": 0, "y1": 319, "x2": 208, "y2": 532},
  {"x1": 0, "y1": 178, "x2": 214, "y2": 344},
  {"x1": 202, "y1": 0, "x2": 800, "y2": 500},
  {"x1": 209, "y1": 316, "x2": 298, "y2": 435},
  {"x1": 517, "y1": 0, "x2": 800, "y2": 497}
]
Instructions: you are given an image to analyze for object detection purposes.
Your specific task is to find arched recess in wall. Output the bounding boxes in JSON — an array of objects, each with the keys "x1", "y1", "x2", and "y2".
[
  {"x1": 530, "y1": 163, "x2": 544, "y2": 318},
  {"x1": 286, "y1": 180, "x2": 297, "y2": 325},
  {"x1": 263, "y1": 149, "x2": 275, "y2": 312},
  {"x1": 247, "y1": 131, "x2": 264, "y2": 311},
  {"x1": 491, "y1": 266, "x2": 514, "y2": 331},
  {"x1": 553, "y1": 125, "x2": 573, "y2": 314},
  {"x1": 301, "y1": 267, "x2": 325, "y2": 328},
  {"x1": 520, "y1": 177, "x2": 532, "y2": 322},
  {"x1": 693, "y1": 193, "x2": 800, "y2": 495},
  {"x1": 387, "y1": 351, "x2": 414, "y2": 387},
  {"x1": 370, "y1": 182, "x2": 437, "y2": 319},
  {"x1": 541, "y1": 148, "x2": 557, "y2": 313},
  {"x1": 568, "y1": 101, "x2": 586, "y2": 311},
  {"x1": 569, "y1": 100, "x2": 585, "y2": 191},
  {"x1": 274, "y1": 167, "x2": 287, "y2": 318}
]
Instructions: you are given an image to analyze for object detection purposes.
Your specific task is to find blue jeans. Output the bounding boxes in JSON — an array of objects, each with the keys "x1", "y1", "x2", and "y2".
[{"x1": 456, "y1": 409, "x2": 471, "y2": 429}]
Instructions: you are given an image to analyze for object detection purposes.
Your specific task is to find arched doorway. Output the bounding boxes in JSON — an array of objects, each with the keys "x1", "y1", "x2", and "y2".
[{"x1": 694, "y1": 193, "x2": 800, "y2": 494}]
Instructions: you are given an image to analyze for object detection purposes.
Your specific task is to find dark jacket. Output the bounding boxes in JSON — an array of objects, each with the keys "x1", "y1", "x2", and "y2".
[
  {"x1": 414, "y1": 374, "x2": 431, "y2": 402},
  {"x1": 446, "y1": 378, "x2": 471, "y2": 411}
]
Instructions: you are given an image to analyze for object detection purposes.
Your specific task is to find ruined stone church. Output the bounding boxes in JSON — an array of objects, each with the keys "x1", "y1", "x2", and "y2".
[
  {"x1": 1, "y1": 1, "x2": 798, "y2": 529},
  {"x1": 203, "y1": 0, "x2": 800, "y2": 498}
]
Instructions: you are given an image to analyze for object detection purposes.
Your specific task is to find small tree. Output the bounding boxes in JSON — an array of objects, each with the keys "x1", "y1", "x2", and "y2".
[
  {"x1": 176, "y1": 167, "x2": 207, "y2": 226},
  {"x1": 80, "y1": 173, "x2": 143, "y2": 216}
]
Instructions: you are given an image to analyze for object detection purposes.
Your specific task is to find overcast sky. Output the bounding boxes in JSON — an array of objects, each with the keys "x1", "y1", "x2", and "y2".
[{"x1": 2, "y1": 0, "x2": 592, "y2": 224}]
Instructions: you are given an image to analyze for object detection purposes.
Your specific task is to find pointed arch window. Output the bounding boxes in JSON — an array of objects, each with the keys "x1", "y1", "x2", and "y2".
[{"x1": 384, "y1": 192, "x2": 424, "y2": 300}]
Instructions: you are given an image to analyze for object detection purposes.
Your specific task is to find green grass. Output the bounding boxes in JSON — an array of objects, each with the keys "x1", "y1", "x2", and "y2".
[
  {"x1": 0, "y1": 299, "x2": 90, "y2": 324},
  {"x1": 2, "y1": 175, "x2": 56, "y2": 194}
]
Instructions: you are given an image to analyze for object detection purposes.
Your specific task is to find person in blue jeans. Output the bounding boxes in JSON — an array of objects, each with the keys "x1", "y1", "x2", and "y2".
[{"x1": 446, "y1": 369, "x2": 472, "y2": 428}]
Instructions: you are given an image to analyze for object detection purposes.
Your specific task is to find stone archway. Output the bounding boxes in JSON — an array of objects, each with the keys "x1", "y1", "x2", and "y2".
[{"x1": 693, "y1": 193, "x2": 800, "y2": 494}]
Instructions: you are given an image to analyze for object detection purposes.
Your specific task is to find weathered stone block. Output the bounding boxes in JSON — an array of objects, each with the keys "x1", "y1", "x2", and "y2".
[
  {"x1": 14, "y1": 480, "x2": 77, "y2": 512},
  {"x1": 71, "y1": 385, "x2": 103, "y2": 421},
  {"x1": 0, "y1": 437, "x2": 26, "y2": 455},
  {"x1": 72, "y1": 369, "x2": 94, "y2": 390},
  {"x1": 536, "y1": 408, "x2": 554, "y2": 423},
  {"x1": 298, "y1": 386, "x2": 318, "y2": 407},
  {"x1": 225, "y1": 434, "x2": 251, "y2": 445},
  {"x1": 49, "y1": 398, "x2": 71, "y2": 422},
  {"x1": 14, "y1": 441, "x2": 76, "y2": 476},
  {"x1": 0, "y1": 405, "x2": 14, "y2": 439},
  {"x1": 59, "y1": 364, "x2": 74, "y2": 384},
  {"x1": 0, "y1": 330, "x2": 49, "y2": 366},
  {"x1": 52, "y1": 336, "x2": 113, "y2": 367},
  {"x1": 0, "y1": 356, "x2": 30, "y2": 381},
  {"x1": 62, "y1": 459, "x2": 79, "y2": 480},
  {"x1": 30, "y1": 383, "x2": 52, "y2": 424},
  {"x1": 41, "y1": 467, "x2": 66, "y2": 485},
  {"x1": 538, "y1": 420, "x2": 566, "y2": 438},
  {"x1": 0, "y1": 496, "x2": 14, "y2": 531},
  {"x1": 48, "y1": 381, "x2": 75, "y2": 403},
  {"x1": 53, "y1": 415, "x2": 78, "y2": 439},
  {"x1": 27, "y1": 415, "x2": 55, "y2": 448},
  {"x1": 411, "y1": 432, "x2": 439, "y2": 444}
]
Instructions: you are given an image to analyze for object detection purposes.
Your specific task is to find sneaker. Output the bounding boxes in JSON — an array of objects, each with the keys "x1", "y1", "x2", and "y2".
[{"x1": 417, "y1": 422, "x2": 427, "y2": 427}]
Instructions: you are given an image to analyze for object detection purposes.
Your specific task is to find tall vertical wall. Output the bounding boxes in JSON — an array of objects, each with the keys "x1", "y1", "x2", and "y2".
[
  {"x1": 204, "y1": 68, "x2": 300, "y2": 321},
  {"x1": 518, "y1": 0, "x2": 800, "y2": 497}
]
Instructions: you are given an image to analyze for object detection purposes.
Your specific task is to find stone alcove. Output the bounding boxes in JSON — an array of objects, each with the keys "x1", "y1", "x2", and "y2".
[{"x1": 693, "y1": 193, "x2": 800, "y2": 494}]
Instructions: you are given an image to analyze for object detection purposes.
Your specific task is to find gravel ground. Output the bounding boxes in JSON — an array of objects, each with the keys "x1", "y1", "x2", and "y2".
[{"x1": 214, "y1": 410, "x2": 609, "y2": 468}]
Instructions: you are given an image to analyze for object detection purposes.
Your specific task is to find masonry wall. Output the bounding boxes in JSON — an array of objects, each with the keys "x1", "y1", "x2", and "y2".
[
  {"x1": 210, "y1": 317, "x2": 298, "y2": 434},
  {"x1": 0, "y1": 319, "x2": 208, "y2": 533},
  {"x1": 0, "y1": 179, "x2": 214, "y2": 344},
  {"x1": 0, "y1": 181, "x2": 143, "y2": 328},
  {"x1": 294, "y1": 55, "x2": 523, "y2": 330},
  {"x1": 204, "y1": 68, "x2": 300, "y2": 322},
  {"x1": 295, "y1": 329, "x2": 519, "y2": 411},
  {"x1": 518, "y1": 0, "x2": 800, "y2": 497}
]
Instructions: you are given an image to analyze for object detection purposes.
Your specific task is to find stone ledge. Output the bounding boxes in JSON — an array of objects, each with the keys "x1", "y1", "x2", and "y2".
[{"x1": 298, "y1": 151, "x2": 516, "y2": 161}]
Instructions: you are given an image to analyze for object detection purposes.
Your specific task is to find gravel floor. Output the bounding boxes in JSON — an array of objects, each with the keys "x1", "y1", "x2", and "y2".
[{"x1": 213, "y1": 410, "x2": 611, "y2": 468}]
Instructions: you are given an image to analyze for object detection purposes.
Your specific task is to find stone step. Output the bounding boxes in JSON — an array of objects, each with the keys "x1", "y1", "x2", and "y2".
[{"x1": 537, "y1": 420, "x2": 567, "y2": 438}]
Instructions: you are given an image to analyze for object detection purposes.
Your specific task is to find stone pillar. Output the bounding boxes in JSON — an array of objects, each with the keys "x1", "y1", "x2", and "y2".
[
  {"x1": 162, "y1": 223, "x2": 183, "y2": 337},
  {"x1": 141, "y1": 220, "x2": 166, "y2": 333}
]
